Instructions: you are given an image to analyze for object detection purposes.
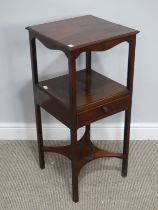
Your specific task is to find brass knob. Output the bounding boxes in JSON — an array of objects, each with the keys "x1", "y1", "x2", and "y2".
[{"x1": 102, "y1": 106, "x2": 108, "y2": 113}]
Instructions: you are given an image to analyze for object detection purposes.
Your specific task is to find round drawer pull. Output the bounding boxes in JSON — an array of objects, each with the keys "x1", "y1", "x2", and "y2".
[{"x1": 102, "y1": 106, "x2": 108, "y2": 113}]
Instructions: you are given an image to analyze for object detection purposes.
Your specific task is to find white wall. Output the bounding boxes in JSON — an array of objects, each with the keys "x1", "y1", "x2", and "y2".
[{"x1": 0, "y1": 0, "x2": 158, "y2": 140}]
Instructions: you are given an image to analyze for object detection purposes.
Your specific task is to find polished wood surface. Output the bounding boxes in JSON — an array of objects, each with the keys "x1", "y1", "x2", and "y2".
[
  {"x1": 27, "y1": 15, "x2": 139, "y2": 202},
  {"x1": 26, "y1": 15, "x2": 139, "y2": 58},
  {"x1": 38, "y1": 69, "x2": 129, "y2": 111},
  {"x1": 27, "y1": 15, "x2": 138, "y2": 50},
  {"x1": 36, "y1": 69, "x2": 130, "y2": 128},
  {"x1": 78, "y1": 95, "x2": 130, "y2": 127}
]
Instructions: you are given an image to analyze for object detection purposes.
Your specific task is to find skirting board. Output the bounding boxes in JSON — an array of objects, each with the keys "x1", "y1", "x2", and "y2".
[{"x1": 0, "y1": 123, "x2": 158, "y2": 140}]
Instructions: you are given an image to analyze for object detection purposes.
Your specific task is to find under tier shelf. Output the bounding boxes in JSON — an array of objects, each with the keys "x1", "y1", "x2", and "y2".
[
  {"x1": 36, "y1": 69, "x2": 130, "y2": 128},
  {"x1": 38, "y1": 69, "x2": 129, "y2": 111}
]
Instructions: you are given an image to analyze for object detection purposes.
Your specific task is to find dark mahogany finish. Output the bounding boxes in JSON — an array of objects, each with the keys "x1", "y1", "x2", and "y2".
[{"x1": 27, "y1": 15, "x2": 139, "y2": 202}]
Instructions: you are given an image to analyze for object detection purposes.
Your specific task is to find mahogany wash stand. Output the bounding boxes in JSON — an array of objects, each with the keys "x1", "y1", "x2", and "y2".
[{"x1": 26, "y1": 15, "x2": 139, "y2": 202}]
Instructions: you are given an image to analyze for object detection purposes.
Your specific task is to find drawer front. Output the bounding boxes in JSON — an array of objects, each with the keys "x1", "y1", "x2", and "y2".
[{"x1": 77, "y1": 96, "x2": 130, "y2": 128}]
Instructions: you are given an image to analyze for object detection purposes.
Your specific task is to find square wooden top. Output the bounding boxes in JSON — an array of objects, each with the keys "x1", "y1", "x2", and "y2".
[{"x1": 27, "y1": 15, "x2": 139, "y2": 50}]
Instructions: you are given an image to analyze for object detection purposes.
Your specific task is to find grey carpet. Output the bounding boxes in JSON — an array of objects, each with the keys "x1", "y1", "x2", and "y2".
[{"x1": 0, "y1": 140, "x2": 158, "y2": 210}]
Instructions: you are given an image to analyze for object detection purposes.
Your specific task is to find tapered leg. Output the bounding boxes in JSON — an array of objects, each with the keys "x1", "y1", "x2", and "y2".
[
  {"x1": 122, "y1": 37, "x2": 136, "y2": 177},
  {"x1": 28, "y1": 35, "x2": 45, "y2": 169},
  {"x1": 68, "y1": 53, "x2": 78, "y2": 202},
  {"x1": 85, "y1": 52, "x2": 91, "y2": 143},
  {"x1": 86, "y1": 51, "x2": 91, "y2": 70},
  {"x1": 71, "y1": 128, "x2": 79, "y2": 202},
  {"x1": 72, "y1": 160, "x2": 78, "y2": 202},
  {"x1": 85, "y1": 125, "x2": 90, "y2": 142},
  {"x1": 35, "y1": 104, "x2": 45, "y2": 169},
  {"x1": 122, "y1": 107, "x2": 131, "y2": 177}
]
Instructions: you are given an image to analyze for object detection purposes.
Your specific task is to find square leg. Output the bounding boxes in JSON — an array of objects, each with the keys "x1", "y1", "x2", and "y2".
[
  {"x1": 35, "y1": 104, "x2": 45, "y2": 169},
  {"x1": 122, "y1": 108, "x2": 131, "y2": 177},
  {"x1": 70, "y1": 128, "x2": 79, "y2": 202}
]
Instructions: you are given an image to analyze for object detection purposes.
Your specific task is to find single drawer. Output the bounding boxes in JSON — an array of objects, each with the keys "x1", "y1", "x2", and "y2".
[{"x1": 77, "y1": 95, "x2": 131, "y2": 128}]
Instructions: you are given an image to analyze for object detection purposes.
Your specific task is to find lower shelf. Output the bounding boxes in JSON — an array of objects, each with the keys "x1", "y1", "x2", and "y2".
[
  {"x1": 42, "y1": 129, "x2": 123, "y2": 176},
  {"x1": 38, "y1": 69, "x2": 129, "y2": 112},
  {"x1": 36, "y1": 69, "x2": 130, "y2": 128}
]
